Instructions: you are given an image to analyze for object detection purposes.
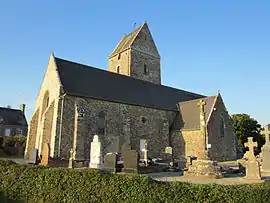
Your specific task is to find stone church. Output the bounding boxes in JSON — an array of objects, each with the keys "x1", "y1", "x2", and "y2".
[{"x1": 25, "y1": 22, "x2": 237, "y2": 163}]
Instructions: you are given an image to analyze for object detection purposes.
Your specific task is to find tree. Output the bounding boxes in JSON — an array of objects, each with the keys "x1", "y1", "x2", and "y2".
[{"x1": 231, "y1": 114, "x2": 264, "y2": 155}]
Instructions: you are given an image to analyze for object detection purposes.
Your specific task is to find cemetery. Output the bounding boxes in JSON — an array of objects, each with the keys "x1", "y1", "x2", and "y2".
[{"x1": 1, "y1": 131, "x2": 270, "y2": 202}]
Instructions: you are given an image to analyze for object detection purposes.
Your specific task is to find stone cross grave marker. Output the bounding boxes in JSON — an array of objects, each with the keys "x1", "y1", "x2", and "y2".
[
  {"x1": 261, "y1": 132, "x2": 270, "y2": 172},
  {"x1": 244, "y1": 137, "x2": 257, "y2": 161},
  {"x1": 89, "y1": 135, "x2": 102, "y2": 169},
  {"x1": 68, "y1": 149, "x2": 73, "y2": 169},
  {"x1": 197, "y1": 99, "x2": 208, "y2": 160},
  {"x1": 244, "y1": 137, "x2": 261, "y2": 180},
  {"x1": 40, "y1": 143, "x2": 50, "y2": 166}
]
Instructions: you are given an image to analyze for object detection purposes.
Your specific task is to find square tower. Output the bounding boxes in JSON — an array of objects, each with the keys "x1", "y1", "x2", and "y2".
[{"x1": 108, "y1": 21, "x2": 161, "y2": 84}]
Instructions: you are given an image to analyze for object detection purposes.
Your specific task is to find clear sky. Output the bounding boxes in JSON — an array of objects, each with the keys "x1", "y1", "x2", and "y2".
[{"x1": 0, "y1": 1, "x2": 269, "y2": 126}]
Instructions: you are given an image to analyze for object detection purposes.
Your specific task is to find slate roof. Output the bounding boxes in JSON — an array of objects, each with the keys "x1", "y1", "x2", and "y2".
[
  {"x1": 172, "y1": 96, "x2": 216, "y2": 130},
  {"x1": 0, "y1": 107, "x2": 28, "y2": 126},
  {"x1": 109, "y1": 25, "x2": 143, "y2": 58},
  {"x1": 55, "y1": 57, "x2": 205, "y2": 111}
]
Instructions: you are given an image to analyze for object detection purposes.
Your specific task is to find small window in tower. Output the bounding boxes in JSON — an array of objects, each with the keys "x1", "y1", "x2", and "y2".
[
  {"x1": 118, "y1": 53, "x2": 121, "y2": 60},
  {"x1": 144, "y1": 34, "x2": 147, "y2": 41},
  {"x1": 144, "y1": 64, "x2": 149, "y2": 75},
  {"x1": 117, "y1": 66, "x2": 120, "y2": 73}
]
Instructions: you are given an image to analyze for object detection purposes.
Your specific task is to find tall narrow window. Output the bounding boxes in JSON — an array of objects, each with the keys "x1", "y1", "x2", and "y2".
[
  {"x1": 220, "y1": 115, "x2": 225, "y2": 137},
  {"x1": 144, "y1": 64, "x2": 148, "y2": 75},
  {"x1": 118, "y1": 53, "x2": 121, "y2": 60},
  {"x1": 117, "y1": 66, "x2": 120, "y2": 73},
  {"x1": 98, "y1": 111, "x2": 106, "y2": 135}
]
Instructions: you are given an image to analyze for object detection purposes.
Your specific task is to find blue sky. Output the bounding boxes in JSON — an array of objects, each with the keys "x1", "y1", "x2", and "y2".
[{"x1": 0, "y1": 1, "x2": 269, "y2": 126}]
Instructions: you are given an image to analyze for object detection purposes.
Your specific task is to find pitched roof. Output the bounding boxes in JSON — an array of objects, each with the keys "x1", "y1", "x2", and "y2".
[
  {"x1": 172, "y1": 96, "x2": 216, "y2": 130},
  {"x1": 0, "y1": 107, "x2": 28, "y2": 126},
  {"x1": 55, "y1": 57, "x2": 205, "y2": 111},
  {"x1": 109, "y1": 24, "x2": 143, "y2": 58}
]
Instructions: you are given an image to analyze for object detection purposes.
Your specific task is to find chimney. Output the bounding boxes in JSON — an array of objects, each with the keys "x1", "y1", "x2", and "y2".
[{"x1": 20, "y1": 104, "x2": 26, "y2": 114}]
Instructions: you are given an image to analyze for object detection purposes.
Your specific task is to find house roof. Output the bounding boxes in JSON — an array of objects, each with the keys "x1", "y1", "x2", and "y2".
[
  {"x1": 172, "y1": 96, "x2": 217, "y2": 130},
  {"x1": 109, "y1": 24, "x2": 143, "y2": 58},
  {"x1": 0, "y1": 107, "x2": 28, "y2": 126},
  {"x1": 55, "y1": 57, "x2": 205, "y2": 111}
]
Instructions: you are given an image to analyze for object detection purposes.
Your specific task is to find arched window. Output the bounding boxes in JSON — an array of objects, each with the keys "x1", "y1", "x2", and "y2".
[
  {"x1": 144, "y1": 64, "x2": 148, "y2": 75},
  {"x1": 117, "y1": 66, "x2": 120, "y2": 73},
  {"x1": 220, "y1": 115, "x2": 225, "y2": 137},
  {"x1": 118, "y1": 53, "x2": 121, "y2": 60},
  {"x1": 98, "y1": 111, "x2": 106, "y2": 135}
]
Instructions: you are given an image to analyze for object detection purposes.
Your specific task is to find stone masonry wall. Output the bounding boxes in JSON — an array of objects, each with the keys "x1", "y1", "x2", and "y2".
[
  {"x1": 131, "y1": 23, "x2": 160, "y2": 84},
  {"x1": 207, "y1": 96, "x2": 237, "y2": 161},
  {"x1": 57, "y1": 95, "x2": 75, "y2": 158},
  {"x1": 171, "y1": 130, "x2": 204, "y2": 161},
  {"x1": 25, "y1": 109, "x2": 39, "y2": 159},
  {"x1": 132, "y1": 24, "x2": 160, "y2": 58},
  {"x1": 108, "y1": 49, "x2": 130, "y2": 76},
  {"x1": 59, "y1": 95, "x2": 176, "y2": 160},
  {"x1": 130, "y1": 50, "x2": 161, "y2": 85}
]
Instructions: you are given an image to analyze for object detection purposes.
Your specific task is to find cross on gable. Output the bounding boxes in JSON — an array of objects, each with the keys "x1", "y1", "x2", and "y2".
[
  {"x1": 244, "y1": 137, "x2": 257, "y2": 154},
  {"x1": 197, "y1": 100, "x2": 206, "y2": 114}
]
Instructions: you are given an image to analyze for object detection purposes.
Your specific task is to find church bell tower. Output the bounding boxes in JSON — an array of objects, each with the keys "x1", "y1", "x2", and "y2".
[{"x1": 108, "y1": 21, "x2": 161, "y2": 85}]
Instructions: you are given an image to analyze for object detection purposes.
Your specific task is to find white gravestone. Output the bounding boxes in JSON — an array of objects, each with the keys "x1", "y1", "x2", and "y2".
[
  {"x1": 89, "y1": 135, "x2": 102, "y2": 169},
  {"x1": 140, "y1": 139, "x2": 148, "y2": 166},
  {"x1": 68, "y1": 149, "x2": 73, "y2": 169}
]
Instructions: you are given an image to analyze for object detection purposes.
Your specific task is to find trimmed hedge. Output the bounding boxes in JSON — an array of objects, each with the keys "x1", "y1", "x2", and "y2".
[
  {"x1": 0, "y1": 159, "x2": 270, "y2": 203},
  {"x1": 0, "y1": 136, "x2": 26, "y2": 147}
]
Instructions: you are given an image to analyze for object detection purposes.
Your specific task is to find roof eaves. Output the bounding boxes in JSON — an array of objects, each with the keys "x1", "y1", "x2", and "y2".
[
  {"x1": 108, "y1": 35, "x2": 127, "y2": 58},
  {"x1": 65, "y1": 92, "x2": 179, "y2": 112}
]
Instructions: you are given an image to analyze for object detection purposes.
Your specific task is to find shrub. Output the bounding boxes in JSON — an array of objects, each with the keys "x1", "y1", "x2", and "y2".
[
  {"x1": 0, "y1": 136, "x2": 26, "y2": 156},
  {"x1": 0, "y1": 136, "x2": 26, "y2": 147},
  {"x1": 0, "y1": 159, "x2": 270, "y2": 202}
]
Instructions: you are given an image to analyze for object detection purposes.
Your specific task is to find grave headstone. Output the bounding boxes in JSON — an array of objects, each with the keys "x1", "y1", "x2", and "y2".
[
  {"x1": 261, "y1": 134, "x2": 270, "y2": 173},
  {"x1": 103, "y1": 153, "x2": 117, "y2": 173},
  {"x1": 121, "y1": 142, "x2": 138, "y2": 173},
  {"x1": 89, "y1": 135, "x2": 102, "y2": 169},
  {"x1": 27, "y1": 148, "x2": 38, "y2": 164},
  {"x1": 40, "y1": 143, "x2": 50, "y2": 166},
  {"x1": 68, "y1": 149, "x2": 73, "y2": 169},
  {"x1": 140, "y1": 140, "x2": 148, "y2": 166},
  {"x1": 244, "y1": 137, "x2": 261, "y2": 180}
]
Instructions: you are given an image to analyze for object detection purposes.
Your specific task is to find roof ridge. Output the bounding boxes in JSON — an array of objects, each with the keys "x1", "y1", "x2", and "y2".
[
  {"x1": 109, "y1": 23, "x2": 144, "y2": 58},
  {"x1": 0, "y1": 107, "x2": 21, "y2": 112},
  {"x1": 54, "y1": 56, "x2": 205, "y2": 98},
  {"x1": 178, "y1": 95, "x2": 215, "y2": 104}
]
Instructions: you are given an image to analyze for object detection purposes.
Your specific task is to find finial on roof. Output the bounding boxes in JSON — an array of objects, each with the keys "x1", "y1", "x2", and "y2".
[
  {"x1": 217, "y1": 90, "x2": 220, "y2": 95},
  {"x1": 144, "y1": 20, "x2": 147, "y2": 24}
]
